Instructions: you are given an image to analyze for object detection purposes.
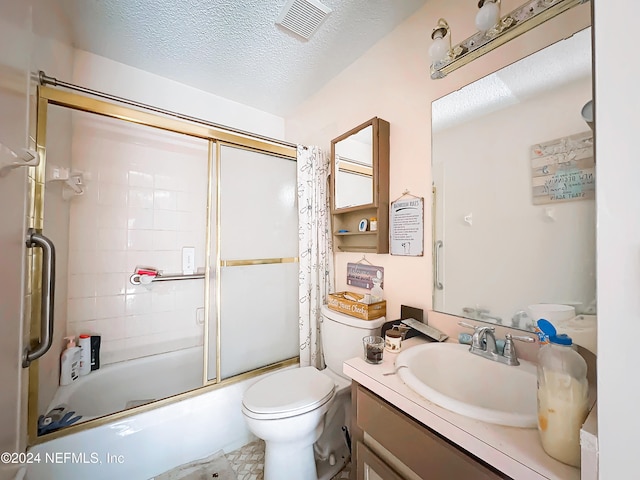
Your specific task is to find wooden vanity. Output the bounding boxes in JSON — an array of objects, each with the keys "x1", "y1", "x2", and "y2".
[{"x1": 344, "y1": 337, "x2": 582, "y2": 480}]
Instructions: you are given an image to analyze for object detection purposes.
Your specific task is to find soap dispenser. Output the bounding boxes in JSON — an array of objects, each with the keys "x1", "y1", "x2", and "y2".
[
  {"x1": 536, "y1": 319, "x2": 589, "y2": 467},
  {"x1": 60, "y1": 336, "x2": 81, "y2": 386}
]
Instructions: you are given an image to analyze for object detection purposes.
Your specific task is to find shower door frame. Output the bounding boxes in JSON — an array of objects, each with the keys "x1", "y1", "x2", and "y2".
[{"x1": 27, "y1": 85, "x2": 299, "y2": 445}]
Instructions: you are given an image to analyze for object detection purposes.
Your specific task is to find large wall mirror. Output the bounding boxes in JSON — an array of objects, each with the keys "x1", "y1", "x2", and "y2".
[
  {"x1": 432, "y1": 27, "x2": 595, "y2": 332},
  {"x1": 332, "y1": 122, "x2": 374, "y2": 211}
]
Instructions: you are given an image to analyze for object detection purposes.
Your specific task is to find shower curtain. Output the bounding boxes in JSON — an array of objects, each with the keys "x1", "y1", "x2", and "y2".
[{"x1": 297, "y1": 145, "x2": 334, "y2": 369}]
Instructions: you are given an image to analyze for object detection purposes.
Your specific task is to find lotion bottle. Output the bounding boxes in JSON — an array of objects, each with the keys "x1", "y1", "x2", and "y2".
[{"x1": 60, "y1": 336, "x2": 81, "y2": 386}]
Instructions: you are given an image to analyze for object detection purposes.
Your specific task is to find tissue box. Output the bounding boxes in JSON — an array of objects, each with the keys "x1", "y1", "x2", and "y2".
[{"x1": 327, "y1": 291, "x2": 386, "y2": 320}]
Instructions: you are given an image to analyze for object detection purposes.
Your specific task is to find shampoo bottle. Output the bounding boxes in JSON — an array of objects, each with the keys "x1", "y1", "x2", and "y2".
[
  {"x1": 60, "y1": 336, "x2": 81, "y2": 386},
  {"x1": 78, "y1": 334, "x2": 91, "y2": 376}
]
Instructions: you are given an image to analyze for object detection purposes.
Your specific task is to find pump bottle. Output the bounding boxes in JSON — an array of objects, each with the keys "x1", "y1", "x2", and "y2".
[{"x1": 60, "y1": 336, "x2": 81, "y2": 386}]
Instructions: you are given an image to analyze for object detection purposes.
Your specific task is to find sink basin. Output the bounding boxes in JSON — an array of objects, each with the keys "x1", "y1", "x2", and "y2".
[{"x1": 396, "y1": 343, "x2": 537, "y2": 428}]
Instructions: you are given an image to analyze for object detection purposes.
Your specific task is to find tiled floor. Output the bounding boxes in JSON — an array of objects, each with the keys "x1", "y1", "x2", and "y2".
[{"x1": 225, "y1": 440, "x2": 351, "y2": 480}]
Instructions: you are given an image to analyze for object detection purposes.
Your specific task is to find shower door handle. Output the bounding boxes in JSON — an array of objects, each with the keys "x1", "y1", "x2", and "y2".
[{"x1": 23, "y1": 228, "x2": 56, "y2": 367}]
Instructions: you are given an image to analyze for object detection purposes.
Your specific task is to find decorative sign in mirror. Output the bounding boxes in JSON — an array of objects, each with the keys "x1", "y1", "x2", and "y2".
[
  {"x1": 431, "y1": 28, "x2": 595, "y2": 332},
  {"x1": 333, "y1": 125, "x2": 374, "y2": 210}
]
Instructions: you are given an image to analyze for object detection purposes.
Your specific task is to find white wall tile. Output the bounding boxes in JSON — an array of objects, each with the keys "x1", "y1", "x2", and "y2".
[
  {"x1": 68, "y1": 227, "x2": 98, "y2": 252},
  {"x1": 95, "y1": 273, "x2": 127, "y2": 297},
  {"x1": 127, "y1": 229, "x2": 154, "y2": 250},
  {"x1": 67, "y1": 297, "x2": 97, "y2": 323},
  {"x1": 98, "y1": 206, "x2": 128, "y2": 229},
  {"x1": 124, "y1": 313, "x2": 154, "y2": 338},
  {"x1": 127, "y1": 208, "x2": 154, "y2": 230},
  {"x1": 153, "y1": 210, "x2": 179, "y2": 231},
  {"x1": 128, "y1": 188, "x2": 154, "y2": 209},
  {"x1": 153, "y1": 190, "x2": 177, "y2": 211},
  {"x1": 68, "y1": 250, "x2": 99, "y2": 275},
  {"x1": 68, "y1": 274, "x2": 97, "y2": 299},
  {"x1": 97, "y1": 228, "x2": 128, "y2": 251},
  {"x1": 95, "y1": 251, "x2": 128, "y2": 274},
  {"x1": 128, "y1": 169, "x2": 154, "y2": 188},
  {"x1": 152, "y1": 230, "x2": 177, "y2": 251},
  {"x1": 98, "y1": 184, "x2": 128, "y2": 207},
  {"x1": 95, "y1": 295, "x2": 126, "y2": 319},
  {"x1": 125, "y1": 292, "x2": 153, "y2": 316},
  {"x1": 154, "y1": 173, "x2": 178, "y2": 191},
  {"x1": 152, "y1": 290, "x2": 175, "y2": 313}
]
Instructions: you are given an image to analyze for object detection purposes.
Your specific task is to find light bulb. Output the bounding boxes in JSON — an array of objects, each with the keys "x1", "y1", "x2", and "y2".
[
  {"x1": 429, "y1": 36, "x2": 449, "y2": 63},
  {"x1": 475, "y1": 1, "x2": 500, "y2": 32}
]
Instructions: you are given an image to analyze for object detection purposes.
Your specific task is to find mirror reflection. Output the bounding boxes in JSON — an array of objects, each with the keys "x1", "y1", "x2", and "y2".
[
  {"x1": 432, "y1": 28, "x2": 595, "y2": 332},
  {"x1": 333, "y1": 125, "x2": 373, "y2": 210}
]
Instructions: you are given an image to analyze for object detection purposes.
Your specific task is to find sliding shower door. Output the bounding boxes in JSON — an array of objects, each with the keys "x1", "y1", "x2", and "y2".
[
  {"x1": 29, "y1": 85, "x2": 298, "y2": 442},
  {"x1": 207, "y1": 145, "x2": 298, "y2": 381},
  {"x1": 32, "y1": 104, "x2": 209, "y2": 434}
]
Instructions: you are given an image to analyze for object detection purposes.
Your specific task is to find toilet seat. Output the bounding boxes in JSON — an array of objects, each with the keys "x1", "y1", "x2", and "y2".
[{"x1": 242, "y1": 366, "x2": 335, "y2": 420}]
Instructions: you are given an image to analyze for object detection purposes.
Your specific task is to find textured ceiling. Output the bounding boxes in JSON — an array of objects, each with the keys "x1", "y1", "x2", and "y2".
[
  {"x1": 56, "y1": 0, "x2": 429, "y2": 116},
  {"x1": 432, "y1": 28, "x2": 592, "y2": 132}
]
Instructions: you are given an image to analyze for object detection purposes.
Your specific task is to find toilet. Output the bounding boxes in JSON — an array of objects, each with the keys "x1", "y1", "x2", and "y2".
[{"x1": 241, "y1": 305, "x2": 386, "y2": 480}]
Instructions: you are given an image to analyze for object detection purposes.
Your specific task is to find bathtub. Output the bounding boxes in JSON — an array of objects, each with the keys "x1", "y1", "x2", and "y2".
[
  {"x1": 46, "y1": 346, "x2": 204, "y2": 424},
  {"x1": 27, "y1": 350, "x2": 296, "y2": 480}
]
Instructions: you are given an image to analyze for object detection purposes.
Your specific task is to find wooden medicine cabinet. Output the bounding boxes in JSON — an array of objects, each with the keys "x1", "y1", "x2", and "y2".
[{"x1": 330, "y1": 117, "x2": 390, "y2": 253}]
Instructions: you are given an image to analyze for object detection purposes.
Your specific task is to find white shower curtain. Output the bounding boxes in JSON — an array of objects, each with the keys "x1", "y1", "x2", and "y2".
[{"x1": 297, "y1": 145, "x2": 334, "y2": 369}]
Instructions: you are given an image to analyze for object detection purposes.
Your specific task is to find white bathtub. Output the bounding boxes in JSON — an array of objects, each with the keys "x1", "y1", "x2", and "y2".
[
  {"x1": 27, "y1": 351, "x2": 295, "y2": 480},
  {"x1": 46, "y1": 346, "x2": 204, "y2": 423}
]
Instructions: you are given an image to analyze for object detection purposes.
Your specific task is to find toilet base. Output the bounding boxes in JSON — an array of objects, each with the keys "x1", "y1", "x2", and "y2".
[
  {"x1": 264, "y1": 435, "x2": 319, "y2": 480},
  {"x1": 316, "y1": 439, "x2": 350, "y2": 480}
]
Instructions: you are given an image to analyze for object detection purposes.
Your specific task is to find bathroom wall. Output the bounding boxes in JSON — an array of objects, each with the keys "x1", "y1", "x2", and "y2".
[
  {"x1": 593, "y1": 0, "x2": 640, "y2": 477},
  {"x1": 284, "y1": 0, "x2": 590, "y2": 320},
  {"x1": 0, "y1": 0, "x2": 73, "y2": 469},
  {"x1": 66, "y1": 112, "x2": 209, "y2": 365}
]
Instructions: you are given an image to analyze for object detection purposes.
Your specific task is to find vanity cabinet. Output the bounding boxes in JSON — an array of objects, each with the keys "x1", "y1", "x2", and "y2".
[
  {"x1": 350, "y1": 382, "x2": 510, "y2": 480},
  {"x1": 330, "y1": 117, "x2": 389, "y2": 253}
]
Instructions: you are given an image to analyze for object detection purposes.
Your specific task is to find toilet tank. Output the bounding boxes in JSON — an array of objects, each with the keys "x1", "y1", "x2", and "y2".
[{"x1": 320, "y1": 305, "x2": 386, "y2": 378}]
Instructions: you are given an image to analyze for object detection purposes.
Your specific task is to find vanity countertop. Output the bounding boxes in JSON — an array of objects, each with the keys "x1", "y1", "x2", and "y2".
[{"x1": 343, "y1": 337, "x2": 581, "y2": 480}]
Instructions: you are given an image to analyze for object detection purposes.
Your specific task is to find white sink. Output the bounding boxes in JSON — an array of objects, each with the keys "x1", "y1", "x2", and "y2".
[{"x1": 396, "y1": 343, "x2": 538, "y2": 428}]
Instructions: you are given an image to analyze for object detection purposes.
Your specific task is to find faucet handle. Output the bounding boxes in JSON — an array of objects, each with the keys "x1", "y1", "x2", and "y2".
[
  {"x1": 458, "y1": 321, "x2": 494, "y2": 332},
  {"x1": 502, "y1": 333, "x2": 536, "y2": 366},
  {"x1": 506, "y1": 333, "x2": 535, "y2": 343}
]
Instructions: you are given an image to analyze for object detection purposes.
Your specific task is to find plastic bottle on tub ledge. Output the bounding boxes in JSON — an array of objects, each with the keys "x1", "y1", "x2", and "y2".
[
  {"x1": 536, "y1": 319, "x2": 589, "y2": 467},
  {"x1": 78, "y1": 334, "x2": 91, "y2": 376},
  {"x1": 60, "y1": 336, "x2": 81, "y2": 386}
]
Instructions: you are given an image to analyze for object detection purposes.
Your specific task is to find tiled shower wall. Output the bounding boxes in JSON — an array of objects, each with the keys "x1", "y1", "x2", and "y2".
[{"x1": 66, "y1": 111, "x2": 209, "y2": 365}]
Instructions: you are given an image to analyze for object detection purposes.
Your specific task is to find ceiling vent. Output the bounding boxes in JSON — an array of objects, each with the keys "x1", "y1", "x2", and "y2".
[{"x1": 276, "y1": 0, "x2": 332, "y2": 40}]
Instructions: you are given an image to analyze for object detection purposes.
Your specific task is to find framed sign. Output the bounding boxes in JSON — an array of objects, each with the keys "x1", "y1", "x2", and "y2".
[
  {"x1": 390, "y1": 193, "x2": 424, "y2": 256},
  {"x1": 347, "y1": 262, "x2": 384, "y2": 289},
  {"x1": 531, "y1": 131, "x2": 594, "y2": 205}
]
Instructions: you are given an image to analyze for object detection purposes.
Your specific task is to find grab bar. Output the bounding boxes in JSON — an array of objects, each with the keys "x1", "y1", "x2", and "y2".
[
  {"x1": 23, "y1": 229, "x2": 56, "y2": 367},
  {"x1": 434, "y1": 240, "x2": 444, "y2": 290}
]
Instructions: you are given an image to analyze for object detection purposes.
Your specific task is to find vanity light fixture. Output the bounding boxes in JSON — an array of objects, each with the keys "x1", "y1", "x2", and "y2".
[
  {"x1": 429, "y1": 19, "x2": 452, "y2": 64},
  {"x1": 429, "y1": 0, "x2": 589, "y2": 79},
  {"x1": 475, "y1": 0, "x2": 501, "y2": 32}
]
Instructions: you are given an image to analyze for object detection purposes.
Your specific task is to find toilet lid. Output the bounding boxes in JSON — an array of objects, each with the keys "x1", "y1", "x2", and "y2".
[{"x1": 243, "y1": 366, "x2": 335, "y2": 417}]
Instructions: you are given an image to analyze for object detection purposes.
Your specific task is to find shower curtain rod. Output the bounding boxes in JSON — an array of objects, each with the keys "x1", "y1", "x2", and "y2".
[{"x1": 38, "y1": 71, "x2": 298, "y2": 150}]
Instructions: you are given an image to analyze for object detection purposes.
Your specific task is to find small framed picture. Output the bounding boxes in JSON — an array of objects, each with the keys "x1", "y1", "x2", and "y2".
[{"x1": 358, "y1": 218, "x2": 368, "y2": 232}]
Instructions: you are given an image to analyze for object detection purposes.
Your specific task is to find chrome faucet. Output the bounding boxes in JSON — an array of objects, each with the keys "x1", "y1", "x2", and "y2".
[{"x1": 459, "y1": 321, "x2": 535, "y2": 366}]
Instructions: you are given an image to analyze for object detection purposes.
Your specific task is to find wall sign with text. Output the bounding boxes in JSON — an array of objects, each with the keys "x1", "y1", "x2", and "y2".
[
  {"x1": 390, "y1": 195, "x2": 424, "y2": 256},
  {"x1": 531, "y1": 131, "x2": 594, "y2": 205}
]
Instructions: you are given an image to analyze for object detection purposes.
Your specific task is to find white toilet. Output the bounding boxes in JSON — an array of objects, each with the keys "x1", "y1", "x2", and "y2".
[{"x1": 241, "y1": 305, "x2": 386, "y2": 480}]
